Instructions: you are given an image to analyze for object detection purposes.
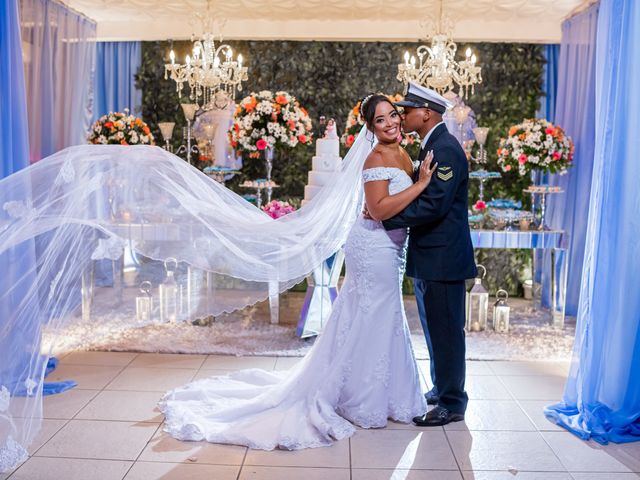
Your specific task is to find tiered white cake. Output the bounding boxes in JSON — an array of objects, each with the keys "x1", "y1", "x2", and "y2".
[{"x1": 303, "y1": 123, "x2": 342, "y2": 205}]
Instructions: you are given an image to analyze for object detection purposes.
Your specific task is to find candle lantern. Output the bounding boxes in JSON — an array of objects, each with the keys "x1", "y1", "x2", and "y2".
[
  {"x1": 159, "y1": 257, "x2": 179, "y2": 323},
  {"x1": 466, "y1": 264, "x2": 489, "y2": 332},
  {"x1": 493, "y1": 289, "x2": 511, "y2": 333},
  {"x1": 135, "y1": 281, "x2": 153, "y2": 323}
]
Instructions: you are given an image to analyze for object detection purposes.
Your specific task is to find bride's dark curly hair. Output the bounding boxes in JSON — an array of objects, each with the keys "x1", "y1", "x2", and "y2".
[{"x1": 360, "y1": 93, "x2": 400, "y2": 132}]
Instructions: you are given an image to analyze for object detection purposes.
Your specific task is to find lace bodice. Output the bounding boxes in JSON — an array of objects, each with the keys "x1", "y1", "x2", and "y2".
[{"x1": 362, "y1": 167, "x2": 414, "y2": 195}]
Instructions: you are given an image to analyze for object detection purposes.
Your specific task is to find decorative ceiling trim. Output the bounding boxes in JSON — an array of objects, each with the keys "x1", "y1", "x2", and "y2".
[
  {"x1": 64, "y1": 0, "x2": 582, "y2": 43},
  {"x1": 94, "y1": 18, "x2": 563, "y2": 43}
]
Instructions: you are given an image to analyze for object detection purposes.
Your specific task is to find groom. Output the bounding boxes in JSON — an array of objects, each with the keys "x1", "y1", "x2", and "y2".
[{"x1": 383, "y1": 82, "x2": 477, "y2": 426}]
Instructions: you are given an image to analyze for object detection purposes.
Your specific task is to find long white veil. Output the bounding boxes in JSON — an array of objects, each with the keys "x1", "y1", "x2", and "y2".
[{"x1": 0, "y1": 127, "x2": 375, "y2": 471}]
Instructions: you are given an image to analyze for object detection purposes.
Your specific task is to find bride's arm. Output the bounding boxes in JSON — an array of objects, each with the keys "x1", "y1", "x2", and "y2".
[{"x1": 364, "y1": 151, "x2": 436, "y2": 221}]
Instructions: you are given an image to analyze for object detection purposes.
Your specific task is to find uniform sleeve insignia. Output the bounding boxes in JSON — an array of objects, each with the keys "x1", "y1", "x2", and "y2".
[{"x1": 436, "y1": 166, "x2": 453, "y2": 181}]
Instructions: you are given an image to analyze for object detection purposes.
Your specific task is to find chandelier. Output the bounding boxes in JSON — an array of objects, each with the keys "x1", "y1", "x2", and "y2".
[
  {"x1": 397, "y1": 3, "x2": 482, "y2": 98},
  {"x1": 164, "y1": 10, "x2": 248, "y2": 111}
]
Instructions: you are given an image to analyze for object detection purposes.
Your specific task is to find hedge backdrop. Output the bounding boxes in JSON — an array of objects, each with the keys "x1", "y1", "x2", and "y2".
[{"x1": 136, "y1": 40, "x2": 547, "y2": 295}]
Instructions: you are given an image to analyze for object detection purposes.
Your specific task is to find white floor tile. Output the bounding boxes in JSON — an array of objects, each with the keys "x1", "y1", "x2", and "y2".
[
  {"x1": 202, "y1": 355, "x2": 277, "y2": 371},
  {"x1": 124, "y1": 461, "x2": 240, "y2": 480},
  {"x1": 445, "y1": 400, "x2": 536, "y2": 431},
  {"x1": 352, "y1": 469, "x2": 463, "y2": 480},
  {"x1": 518, "y1": 400, "x2": 565, "y2": 432},
  {"x1": 273, "y1": 357, "x2": 303, "y2": 371},
  {"x1": 129, "y1": 353, "x2": 206, "y2": 369},
  {"x1": 465, "y1": 376, "x2": 512, "y2": 400},
  {"x1": 28, "y1": 419, "x2": 68, "y2": 455},
  {"x1": 542, "y1": 432, "x2": 640, "y2": 473},
  {"x1": 571, "y1": 474, "x2": 640, "y2": 479},
  {"x1": 9, "y1": 457, "x2": 131, "y2": 480},
  {"x1": 42, "y1": 389, "x2": 99, "y2": 420},
  {"x1": 138, "y1": 429, "x2": 246, "y2": 465},
  {"x1": 447, "y1": 430, "x2": 565, "y2": 472},
  {"x1": 351, "y1": 429, "x2": 458, "y2": 470},
  {"x1": 75, "y1": 390, "x2": 164, "y2": 422},
  {"x1": 61, "y1": 351, "x2": 138, "y2": 367},
  {"x1": 105, "y1": 367, "x2": 196, "y2": 392},
  {"x1": 499, "y1": 375, "x2": 566, "y2": 400},
  {"x1": 45, "y1": 364, "x2": 124, "y2": 390},
  {"x1": 466, "y1": 361, "x2": 495, "y2": 376},
  {"x1": 462, "y1": 472, "x2": 571, "y2": 479},
  {"x1": 35, "y1": 419, "x2": 158, "y2": 460},
  {"x1": 488, "y1": 361, "x2": 570, "y2": 377},
  {"x1": 240, "y1": 466, "x2": 350, "y2": 480},
  {"x1": 191, "y1": 369, "x2": 234, "y2": 381}
]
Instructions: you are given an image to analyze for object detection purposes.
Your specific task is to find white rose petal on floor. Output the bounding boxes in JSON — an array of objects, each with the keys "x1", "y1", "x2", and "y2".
[{"x1": 45, "y1": 294, "x2": 574, "y2": 361}]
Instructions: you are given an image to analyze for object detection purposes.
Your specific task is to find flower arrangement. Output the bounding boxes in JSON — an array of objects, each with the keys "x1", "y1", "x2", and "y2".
[
  {"x1": 230, "y1": 91, "x2": 313, "y2": 157},
  {"x1": 88, "y1": 110, "x2": 154, "y2": 145},
  {"x1": 496, "y1": 119, "x2": 574, "y2": 176},
  {"x1": 261, "y1": 200, "x2": 296, "y2": 219},
  {"x1": 340, "y1": 94, "x2": 420, "y2": 151}
]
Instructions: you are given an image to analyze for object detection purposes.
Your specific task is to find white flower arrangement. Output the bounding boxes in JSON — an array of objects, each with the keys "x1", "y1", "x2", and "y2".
[
  {"x1": 497, "y1": 118, "x2": 574, "y2": 176},
  {"x1": 229, "y1": 91, "x2": 313, "y2": 156},
  {"x1": 87, "y1": 110, "x2": 154, "y2": 145}
]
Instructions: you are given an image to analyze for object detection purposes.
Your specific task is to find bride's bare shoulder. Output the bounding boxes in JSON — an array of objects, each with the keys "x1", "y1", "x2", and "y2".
[{"x1": 363, "y1": 149, "x2": 386, "y2": 170}]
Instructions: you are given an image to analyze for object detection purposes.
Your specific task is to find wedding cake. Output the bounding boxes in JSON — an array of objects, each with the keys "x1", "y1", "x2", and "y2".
[{"x1": 302, "y1": 120, "x2": 342, "y2": 206}]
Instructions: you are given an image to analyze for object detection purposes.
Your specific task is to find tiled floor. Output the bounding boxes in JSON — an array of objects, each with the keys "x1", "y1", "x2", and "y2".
[{"x1": 4, "y1": 352, "x2": 640, "y2": 480}]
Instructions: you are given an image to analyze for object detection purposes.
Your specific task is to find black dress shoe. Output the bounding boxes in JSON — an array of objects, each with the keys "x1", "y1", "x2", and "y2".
[{"x1": 413, "y1": 406, "x2": 464, "y2": 427}]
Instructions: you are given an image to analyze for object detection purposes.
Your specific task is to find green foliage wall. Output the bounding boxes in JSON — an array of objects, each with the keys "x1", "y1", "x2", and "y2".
[{"x1": 136, "y1": 40, "x2": 546, "y2": 295}]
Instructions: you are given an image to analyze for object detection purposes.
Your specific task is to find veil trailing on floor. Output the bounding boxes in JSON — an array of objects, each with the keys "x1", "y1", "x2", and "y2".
[{"x1": 0, "y1": 127, "x2": 376, "y2": 471}]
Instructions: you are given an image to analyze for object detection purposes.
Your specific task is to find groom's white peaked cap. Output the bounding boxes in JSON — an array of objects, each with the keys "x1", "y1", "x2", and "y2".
[{"x1": 394, "y1": 82, "x2": 453, "y2": 114}]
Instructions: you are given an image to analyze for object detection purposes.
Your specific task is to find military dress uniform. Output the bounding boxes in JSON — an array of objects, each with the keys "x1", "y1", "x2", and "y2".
[{"x1": 383, "y1": 83, "x2": 477, "y2": 421}]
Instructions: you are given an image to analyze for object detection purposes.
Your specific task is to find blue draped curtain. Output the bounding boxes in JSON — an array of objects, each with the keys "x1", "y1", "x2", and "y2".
[
  {"x1": 545, "y1": 0, "x2": 640, "y2": 444},
  {"x1": 0, "y1": 0, "x2": 30, "y2": 178},
  {"x1": 542, "y1": 5, "x2": 599, "y2": 316},
  {"x1": 20, "y1": 0, "x2": 96, "y2": 162},
  {"x1": 534, "y1": 44, "x2": 560, "y2": 289},
  {"x1": 94, "y1": 41, "x2": 142, "y2": 119},
  {"x1": 537, "y1": 44, "x2": 560, "y2": 123}
]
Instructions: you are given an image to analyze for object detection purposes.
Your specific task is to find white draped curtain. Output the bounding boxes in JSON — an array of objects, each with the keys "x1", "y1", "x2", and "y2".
[{"x1": 20, "y1": 0, "x2": 96, "y2": 162}]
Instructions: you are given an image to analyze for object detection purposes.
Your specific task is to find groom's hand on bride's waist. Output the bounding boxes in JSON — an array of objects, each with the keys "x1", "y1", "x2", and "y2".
[{"x1": 362, "y1": 205, "x2": 373, "y2": 220}]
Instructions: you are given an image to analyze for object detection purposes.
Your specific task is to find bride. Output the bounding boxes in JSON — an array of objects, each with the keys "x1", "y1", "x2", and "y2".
[
  {"x1": 159, "y1": 94, "x2": 437, "y2": 450},
  {"x1": 0, "y1": 94, "x2": 435, "y2": 469}
]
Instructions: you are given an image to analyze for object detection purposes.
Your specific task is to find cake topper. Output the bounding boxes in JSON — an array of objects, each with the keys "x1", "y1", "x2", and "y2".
[{"x1": 324, "y1": 118, "x2": 338, "y2": 139}]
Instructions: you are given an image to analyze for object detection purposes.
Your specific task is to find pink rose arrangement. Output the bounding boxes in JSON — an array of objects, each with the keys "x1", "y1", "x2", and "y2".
[{"x1": 261, "y1": 200, "x2": 296, "y2": 219}]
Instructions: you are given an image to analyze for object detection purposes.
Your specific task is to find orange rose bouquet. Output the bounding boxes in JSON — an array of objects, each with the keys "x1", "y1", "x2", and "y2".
[{"x1": 88, "y1": 110, "x2": 154, "y2": 145}]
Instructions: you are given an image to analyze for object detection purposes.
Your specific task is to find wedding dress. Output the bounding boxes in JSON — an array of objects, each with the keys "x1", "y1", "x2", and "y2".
[
  {"x1": 0, "y1": 127, "x2": 423, "y2": 470},
  {"x1": 159, "y1": 166, "x2": 426, "y2": 450}
]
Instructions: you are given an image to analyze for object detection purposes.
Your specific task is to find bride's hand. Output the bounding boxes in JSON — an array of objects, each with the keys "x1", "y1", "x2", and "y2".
[{"x1": 417, "y1": 151, "x2": 437, "y2": 189}]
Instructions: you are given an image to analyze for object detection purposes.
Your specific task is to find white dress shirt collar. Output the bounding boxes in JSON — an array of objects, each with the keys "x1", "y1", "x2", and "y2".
[{"x1": 420, "y1": 121, "x2": 445, "y2": 150}]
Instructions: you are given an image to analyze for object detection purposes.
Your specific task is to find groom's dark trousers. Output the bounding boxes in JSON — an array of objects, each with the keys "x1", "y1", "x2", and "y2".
[
  {"x1": 414, "y1": 279, "x2": 437, "y2": 391},
  {"x1": 383, "y1": 124, "x2": 476, "y2": 415}
]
